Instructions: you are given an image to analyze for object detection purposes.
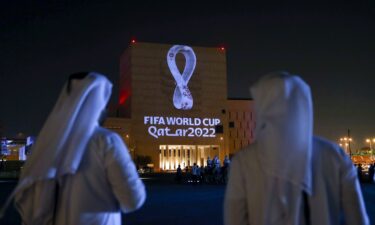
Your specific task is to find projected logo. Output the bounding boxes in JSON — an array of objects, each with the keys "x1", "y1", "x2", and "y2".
[{"x1": 167, "y1": 45, "x2": 196, "y2": 110}]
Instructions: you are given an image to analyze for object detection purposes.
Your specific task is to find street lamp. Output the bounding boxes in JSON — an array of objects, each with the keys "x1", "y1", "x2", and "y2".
[
  {"x1": 365, "y1": 138, "x2": 375, "y2": 150},
  {"x1": 339, "y1": 136, "x2": 353, "y2": 155}
]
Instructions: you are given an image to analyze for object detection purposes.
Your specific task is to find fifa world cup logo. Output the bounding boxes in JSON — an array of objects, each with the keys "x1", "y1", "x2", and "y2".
[{"x1": 167, "y1": 45, "x2": 196, "y2": 110}]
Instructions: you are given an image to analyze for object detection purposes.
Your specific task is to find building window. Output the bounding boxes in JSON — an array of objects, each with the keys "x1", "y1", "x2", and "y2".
[
  {"x1": 169, "y1": 150, "x2": 172, "y2": 156},
  {"x1": 229, "y1": 121, "x2": 235, "y2": 128},
  {"x1": 173, "y1": 149, "x2": 176, "y2": 157},
  {"x1": 215, "y1": 125, "x2": 224, "y2": 134},
  {"x1": 222, "y1": 109, "x2": 226, "y2": 114},
  {"x1": 164, "y1": 150, "x2": 167, "y2": 157}
]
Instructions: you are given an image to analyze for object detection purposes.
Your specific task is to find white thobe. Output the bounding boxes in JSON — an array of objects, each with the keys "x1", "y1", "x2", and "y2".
[
  {"x1": 224, "y1": 136, "x2": 369, "y2": 225},
  {"x1": 55, "y1": 127, "x2": 146, "y2": 225}
]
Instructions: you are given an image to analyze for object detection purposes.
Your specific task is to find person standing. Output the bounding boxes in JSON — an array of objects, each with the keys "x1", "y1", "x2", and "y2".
[
  {"x1": 200, "y1": 165, "x2": 205, "y2": 183},
  {"x1": 213, "y1": 156, "x2": 220, "y2": 169},
  {"x1": 357, "y1": 164, "x2": 363, "y2": 183},
  {"x1": 3, "y1": 72, "x2": 146, "y2": 225},
  {"x1": 223, "y1": 155, "x2": 230, "y2": 168},
  {"x1": 207, "y1": 156, "x2": 213, "y2": 168},
  {"x1": 224, "y1": 72, "x2": 369, "y2": 225},
  {"x1": 176, "y1": 164, "x2": 182, "y2": 183},
  {"x1": 191, "y1": 163, "x2": 198, "y2": 184}
]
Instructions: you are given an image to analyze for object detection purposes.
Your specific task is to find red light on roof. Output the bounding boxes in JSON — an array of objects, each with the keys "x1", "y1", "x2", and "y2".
[
  {"x1": 131, "y1": 39, "x2": 136, "y2": 44},
  {"x1": 219, "y1": 46, "x2": 226, "y2": 51}
]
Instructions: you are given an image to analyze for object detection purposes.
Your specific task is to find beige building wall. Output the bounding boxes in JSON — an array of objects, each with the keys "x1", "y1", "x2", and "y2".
[
  {"x1": 105, "y1": 42, "x2": 254, "y2": 171},
  {"x1": 227, "y1": 99, "x2": 255, "y2": 156}
]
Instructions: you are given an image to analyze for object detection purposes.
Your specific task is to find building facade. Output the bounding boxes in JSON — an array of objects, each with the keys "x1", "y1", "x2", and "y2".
[
  {"x1": 105, "y1": 42, "x2": 255, "y2": 171},
  {"x1": 1, "y1": 136, "x2": 33, "y2": 161}
]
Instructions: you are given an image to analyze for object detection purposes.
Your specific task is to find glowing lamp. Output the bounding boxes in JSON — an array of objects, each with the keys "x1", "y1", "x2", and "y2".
[{"x1": 131, "y1": 39, "x2": 136, "y2": 44}]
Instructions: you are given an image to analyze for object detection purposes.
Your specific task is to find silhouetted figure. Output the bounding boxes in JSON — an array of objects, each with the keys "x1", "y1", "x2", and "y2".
[
  {"x1": 200, "y1": 165, "x2": 205, "y2": 183},
  {"x1": 207, "y1": 156, "x2": 213, "y2": 168},
  {"x1": 176, "y1": 164, "x2": 182, "y2": 183},
  {"x1": 225, "y1": 72, "x2": 369, "y2": 225},
  {"x1": 357, "y1": 164, "x2": 363, "y2": 182},
  {"x1": 185, "y1": 165, "x2": 189, "y2": 174},
  {"x1": 212, "y1": 156, "x2": 221, "y2": 183},
  {"x1": 213, "y1": 155, "x2": 220, "y2": 169},
  {"x1": 191, "y1": 163, "x2": 199, "y2": 184},
  {"x1": 223, "y1": 155, "x2": 230, "y2": 168}
]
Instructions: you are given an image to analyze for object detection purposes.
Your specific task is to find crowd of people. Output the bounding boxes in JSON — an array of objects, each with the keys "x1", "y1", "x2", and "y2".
[
  {"x1": 357, "y1": 163, "x2": 375, "y2": 183},
  {"x1": 175, "y1": 155, "x2": 231, "y2": 184}
]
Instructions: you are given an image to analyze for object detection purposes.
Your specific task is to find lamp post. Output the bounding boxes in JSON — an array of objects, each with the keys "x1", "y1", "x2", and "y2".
[
  {"x1": 339, "y1": 136, "x2": 353, "y2": 156},
  {"x1": 366, "y1": 138, "x2": 375, "y2": 158},
  {"x1": 366, "y1": 138, "x2": 375, "y2": 150}
]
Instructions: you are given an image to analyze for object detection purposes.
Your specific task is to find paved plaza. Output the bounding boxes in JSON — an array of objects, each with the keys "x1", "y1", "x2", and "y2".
[{"x1": 0, "y1": 174, "x2": 374, "y2": 225}]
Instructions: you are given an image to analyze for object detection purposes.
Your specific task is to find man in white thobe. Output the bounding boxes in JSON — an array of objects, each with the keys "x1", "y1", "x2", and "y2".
[
  {"x1": 5, "y1": 72, "x2": 146, "y2": 225},
  {"x1": 53, "y1": 126, "x2": 145, "y2": 225},
  {"x1": 224, "y1": 72, "x2": 369, "y2": 225}
]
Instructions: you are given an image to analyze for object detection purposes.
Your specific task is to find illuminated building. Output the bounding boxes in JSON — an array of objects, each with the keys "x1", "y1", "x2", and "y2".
[
  {"x1": 0, "y1": 136, "x2": 34, "y2": 161},
  {"x1": 105, "y1": 42, "x2": 255, "y2": 171}
]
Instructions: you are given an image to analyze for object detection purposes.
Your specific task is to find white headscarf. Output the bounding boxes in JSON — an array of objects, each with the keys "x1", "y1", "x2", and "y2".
[
  {"x1": 1, "y1": 72, "x2": 112, "y2": 222},
  {"x1": 250, "y1": 72, "x2": 313, "y2": 194}
]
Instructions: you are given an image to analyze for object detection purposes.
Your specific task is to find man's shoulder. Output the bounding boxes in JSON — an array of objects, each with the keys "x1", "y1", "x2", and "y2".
[
  {"x1": 313, "y1": 136, "x2": 347, "y2": 157},
  {"x1": 313, "y1": 136, "x2": 351, "y2": 165},
  {"x1": 90, "y1": 127, "x2": 123, "y2": 147},
  {"x1": 231, "y1": 142, "x2": 258, "y2": 166}
]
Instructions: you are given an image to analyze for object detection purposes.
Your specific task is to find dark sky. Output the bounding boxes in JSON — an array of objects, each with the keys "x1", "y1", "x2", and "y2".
[{"x1": 1, "y1": 1, "x2": 374, "y2": 148}]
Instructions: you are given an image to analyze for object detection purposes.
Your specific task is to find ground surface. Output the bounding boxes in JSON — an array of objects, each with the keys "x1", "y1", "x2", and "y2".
[{"x1": 0, "y1": 174, "x2": 374, "y2": 225}]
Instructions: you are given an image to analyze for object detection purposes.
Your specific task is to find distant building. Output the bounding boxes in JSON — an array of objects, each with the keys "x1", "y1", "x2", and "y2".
[
  {"x1": 0, "y1": 136, "x2": 34, "y2": 161},
  {"x1": 104, "y1": 42, "x2": 255, "y2": 171}
]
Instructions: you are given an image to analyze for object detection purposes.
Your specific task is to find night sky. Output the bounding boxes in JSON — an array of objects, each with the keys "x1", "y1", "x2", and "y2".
[{"x1": 1, "y1": 1, "x2": 374, "y2": 149}]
